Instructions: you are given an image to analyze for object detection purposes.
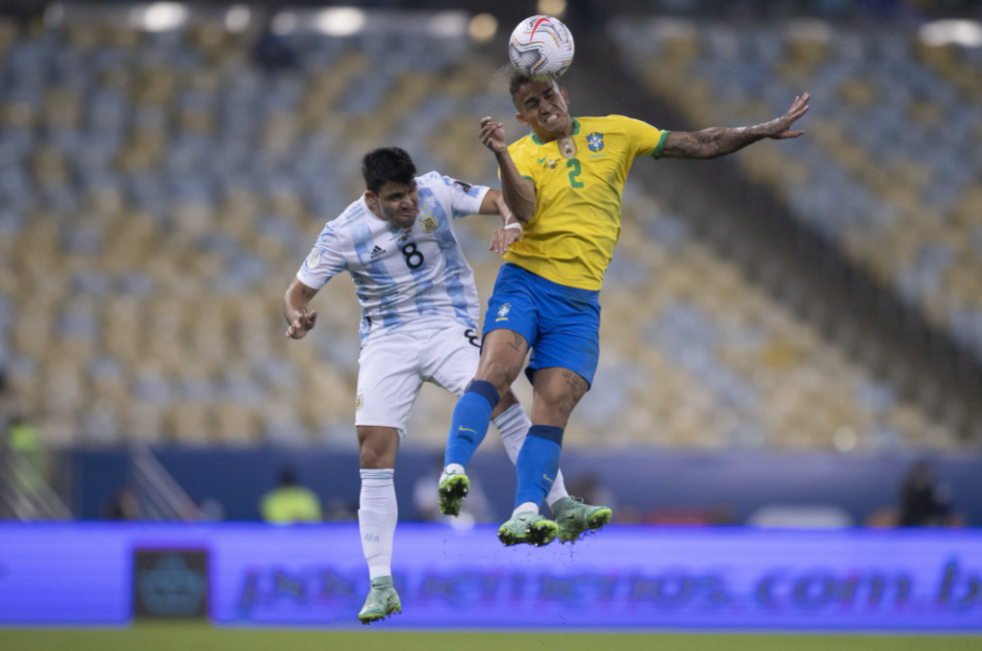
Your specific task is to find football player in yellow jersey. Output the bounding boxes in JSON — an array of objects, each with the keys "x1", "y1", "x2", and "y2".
[{"x1": 439, "y1": 72, "x2": 810, "y2": 547}]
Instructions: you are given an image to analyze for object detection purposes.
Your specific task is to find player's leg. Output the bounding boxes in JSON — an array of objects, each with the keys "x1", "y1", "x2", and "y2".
[
  {"x1": 442, "y1": 265, "x2": 539, "y2": 489},
  {"x1": 356, "y1": 425, "x2": 402, "y2": 624},
  {"x1": 526, "y1": 369, "x2": 612, "y2": 542},
  {"x1": 443, "y1": 329, "x2": 529, "y2": 468},
  {"x1": 428, "y1": 324, "x2": 570, "y2": 514},
  {"x1": 354, "y1": 334, "x2": 420, "y2": 624},
  {"x1": 500, "y1": 279, "x2": 610, "y2": 545},
  {"x1": 497, "y1": 367, "x2": 587, "y2": 546},
  {"x1": 439, "y1": 329, "x2": 528, "y2": 515},
  {"x1": 493, "y1": 389, "x2": 571, "y2": 508}
]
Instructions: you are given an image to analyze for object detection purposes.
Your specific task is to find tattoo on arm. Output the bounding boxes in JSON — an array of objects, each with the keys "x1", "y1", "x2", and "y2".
[
  {"x1": 661, "y1": 94, "x2": 808, "y2": 160},
  {"x1": 663, "y1": 116, "x2": 785, "y2": 160},
  {"x1": 663, "y1": 127, "x2": 757, "y2": 160}
]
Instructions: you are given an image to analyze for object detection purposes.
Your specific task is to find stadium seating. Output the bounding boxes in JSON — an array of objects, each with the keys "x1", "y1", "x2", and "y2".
[
  {"x1": 612, "y1": 17, "x2": 982, "y2": 365},
  {"x1": 562, "y1": 188, "x2": 957, "y2": 451},
  {"x1": 0, "y1": 12, "x2": 956, "y2": 451}
]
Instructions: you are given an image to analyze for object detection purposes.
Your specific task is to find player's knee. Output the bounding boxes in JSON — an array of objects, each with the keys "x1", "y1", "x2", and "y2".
[
  {"x1": 357, "y1": 427, "x2": 398, "y2": 468},
  {"x1": 358, "y1": 443, "x2": 392, "y2": 469},
  {"x1": 475, "y1": 360, "x2": 519, "y2": 395},
  {"x1": 532, "y1": 384, "x2": 582, "y2": 427},
  {"x1": 536, "y1": 382, "x2": 572, "y2": 407},
  {"x1": 536, "y1": 401, "x2": 574, "y2": 429}
]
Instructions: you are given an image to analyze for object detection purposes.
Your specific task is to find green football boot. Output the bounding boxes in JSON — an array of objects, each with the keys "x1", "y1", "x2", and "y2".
[
  {"x1": 438, "y1": 472, "x2": 470, "y2": 516},
  {"x1": 497, "y1": 511, "x2": 559, "y2": 547},
  {"x1": 357, "y1": 576, "x2": 402, "y2": 625},
  {"x1": 552, "y1": 496, "x2": 612, "y2": 544}
]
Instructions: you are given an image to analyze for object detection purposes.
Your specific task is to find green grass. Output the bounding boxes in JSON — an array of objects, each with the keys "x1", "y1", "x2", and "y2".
[{"x1": 1, "y1": 628, "x2": 980, "y2": 651}]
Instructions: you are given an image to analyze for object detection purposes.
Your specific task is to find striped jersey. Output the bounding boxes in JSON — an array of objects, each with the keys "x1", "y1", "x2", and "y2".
[{"x1": 297, "y1": 171, "x2": 489, "y2": 341}]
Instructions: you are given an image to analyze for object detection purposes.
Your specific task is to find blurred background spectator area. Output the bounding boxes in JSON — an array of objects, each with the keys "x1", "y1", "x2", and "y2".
[
  {"x1": 0, "y1": 1, "x2": 979, "y2": 525},
  {"x1": 0, "y1": 3, "x2": 973, "y2": 454}
]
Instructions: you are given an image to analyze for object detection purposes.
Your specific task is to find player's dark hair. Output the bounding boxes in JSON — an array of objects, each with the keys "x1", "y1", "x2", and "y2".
[
  {"x1": 509, "y1": 70, "x2": 533, "y2": 97},
  {"x1": 362, "y1": 147, "x2": 417, "y2": 194}
]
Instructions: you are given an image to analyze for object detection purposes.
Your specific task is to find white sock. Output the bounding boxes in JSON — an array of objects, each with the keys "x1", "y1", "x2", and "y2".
[
  {"x1": 358, "y1": 468, "x2": 397, "y2": 580},
  {"x1": 494, "y1": 404, "x2": 570, "y2": 507},
  {"x1": 439, "y1": 462, "x2": 465, "y2": 485},
  {"x1": 513, "y1": 502, "x2": 539, "y2": 517}
]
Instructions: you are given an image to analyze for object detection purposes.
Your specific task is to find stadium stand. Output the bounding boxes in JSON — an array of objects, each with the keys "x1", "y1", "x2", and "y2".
[
  {"x1": 565, "y1": 189, "x2": 957, "y2": 451},
  {"x1": 603, "y1": 0, "x2": 982, "y2": 21},
  {"x1": 612, "y1": 17, "x2": 982, "y2": 366},
  {"x1": 0, "y1": 9, "x2": 956, "y2": 451}
]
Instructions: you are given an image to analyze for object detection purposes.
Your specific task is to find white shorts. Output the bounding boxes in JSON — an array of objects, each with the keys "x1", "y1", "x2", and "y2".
[{"x1": 355, "y1": 320, "x2": 482, "y2": 439}]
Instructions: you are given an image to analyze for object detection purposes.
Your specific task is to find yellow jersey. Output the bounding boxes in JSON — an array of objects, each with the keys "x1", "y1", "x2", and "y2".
[{"x1": 503, "y1": 115, "x2": 669, "y2": 290}]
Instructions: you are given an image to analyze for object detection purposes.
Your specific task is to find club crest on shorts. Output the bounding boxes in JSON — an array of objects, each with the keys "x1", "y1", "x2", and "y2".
[
  {"x1": 355, "y1": 393, "x2": 364, "y2": 411},
  {"x1": 496, "y1": 303, "x2": 511, "y2": 322},
  {"x1": 420, "y1": 214, "x2": 438, "y2": 233}
]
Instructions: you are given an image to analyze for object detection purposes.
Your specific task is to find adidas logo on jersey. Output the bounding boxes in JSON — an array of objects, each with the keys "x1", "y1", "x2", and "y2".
[{"x1": 370, "y1": 245, "x2": 386, "y2": 260}]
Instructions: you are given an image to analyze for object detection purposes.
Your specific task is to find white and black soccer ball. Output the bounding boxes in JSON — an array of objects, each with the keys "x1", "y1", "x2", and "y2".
[{"x1": 508, "y1": 15, "x2": 575, "y2": 82}]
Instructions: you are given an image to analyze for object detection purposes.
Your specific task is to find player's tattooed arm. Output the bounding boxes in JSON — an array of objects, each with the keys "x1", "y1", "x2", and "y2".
[
  {"x1": 661, "y1": 93, "x2": 810, "y2": 160},
  {"x1": 479, "y1": 117, "x2": 535, "y2": 221},
  {"x1": 283, "y1": 277, "x2": 320, "y2": 340}
]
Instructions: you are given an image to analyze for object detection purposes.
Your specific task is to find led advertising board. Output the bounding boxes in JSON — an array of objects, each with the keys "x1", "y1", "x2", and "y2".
[{"x1": 0, "y1": 523, "x2": 979, "y2": 630}]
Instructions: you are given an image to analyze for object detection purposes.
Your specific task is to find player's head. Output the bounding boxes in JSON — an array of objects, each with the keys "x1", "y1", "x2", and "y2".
[
  {"x1": 509, "y1": 71, "x2": 571, "y2": 141},
  {"x1": 362, "y1": 147, "x2": 419, "y2": 229}
]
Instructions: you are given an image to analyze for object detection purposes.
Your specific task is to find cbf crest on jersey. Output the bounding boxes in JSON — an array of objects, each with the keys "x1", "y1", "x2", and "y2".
[
  {"x1": 496, "y1": 303, "x2": 511, "y2": 322},
  {"x1": 587, "y1": 132, "x2": 604, "y2": 152}
]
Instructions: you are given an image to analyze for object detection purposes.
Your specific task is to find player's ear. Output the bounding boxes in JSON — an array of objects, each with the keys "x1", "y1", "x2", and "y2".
[
  {"x1": 364, "y1": 191, "x2": 377, "y2": 208},
  {"x1": 560, "y1": 86, "x2": 569, "y2": 105},
  {"x1": 514, "y1": 111, "x2": 530, "y2": 127}
]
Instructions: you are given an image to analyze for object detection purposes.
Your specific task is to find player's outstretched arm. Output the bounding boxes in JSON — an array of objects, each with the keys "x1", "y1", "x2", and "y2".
[
  {"x1": 479, "y1": 117, "x2": 535, "y2": 222},
  {"x1": 662, "y1": 93, "x2": 810, "y2": 160},
  {"x1": 283, "y1": 277, "x2": 320, "y2": 340},
  {"x1": 479, "y1": 189, "x2": 522, "y2": 256}
]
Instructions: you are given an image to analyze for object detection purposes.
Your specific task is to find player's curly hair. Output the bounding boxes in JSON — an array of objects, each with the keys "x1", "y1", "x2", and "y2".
[{"x1": 362, "y1": 147, "x2": 417, "y2": 194}]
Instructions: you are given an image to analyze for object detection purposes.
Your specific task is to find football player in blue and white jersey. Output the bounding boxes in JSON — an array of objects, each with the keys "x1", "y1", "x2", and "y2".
[{"x1": 282, "y1": 147, "x2": 598, "y2": 624}]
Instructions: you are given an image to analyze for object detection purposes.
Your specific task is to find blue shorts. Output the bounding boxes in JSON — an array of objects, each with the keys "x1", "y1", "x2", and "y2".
[{"x1": 483, "y1": 263, "x2": 601, "y2": 388}]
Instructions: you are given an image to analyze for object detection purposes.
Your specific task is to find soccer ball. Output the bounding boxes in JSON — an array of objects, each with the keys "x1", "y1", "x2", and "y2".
[{"x1": 508, "y1": 15, "x2": 575, "y2": 82}]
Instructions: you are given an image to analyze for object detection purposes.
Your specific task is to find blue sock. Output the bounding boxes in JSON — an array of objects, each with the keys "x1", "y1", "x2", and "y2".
[
  {"x1": 514, "y1": 425, "x2": 563, "y2": 509},
  {"x1": 444, "y1": 380, "x2": 499, "y2": 468}
]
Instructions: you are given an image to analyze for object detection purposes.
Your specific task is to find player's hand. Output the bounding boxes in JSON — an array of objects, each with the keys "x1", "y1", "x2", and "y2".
[
  {"x1": 285, "y1": 311, "x2": 317, "y2": 339},
  {"x1": 479, "y1": 117, "x2": 508, "y2": 153},
  {"x1": 489, "y1": 226, "x2": 521, "y2": 256},
  {"x1": 768, "y1": 92, "x2": 810, "y2": 139}
]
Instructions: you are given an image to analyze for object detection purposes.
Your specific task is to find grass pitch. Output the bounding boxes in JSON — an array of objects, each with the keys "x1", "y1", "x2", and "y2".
[{"x1": 1, "y1": 628, "x2": 980, "y2": 651}]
